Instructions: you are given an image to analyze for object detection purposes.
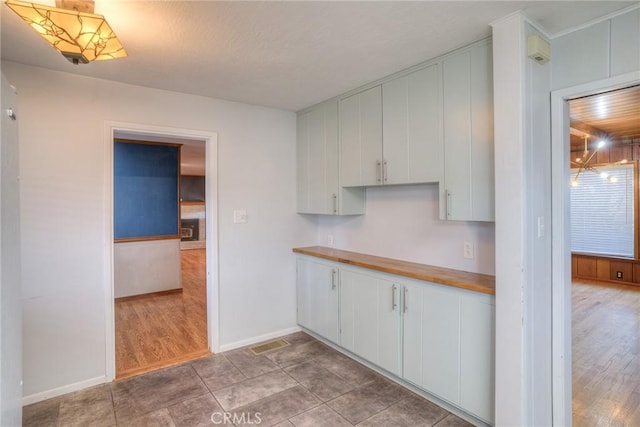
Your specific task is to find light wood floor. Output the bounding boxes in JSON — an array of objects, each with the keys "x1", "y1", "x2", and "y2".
[
  {"x1": 573, "y1": 279, "x2": 640, "y2": 426},
  {"x1": 115, "y1": 248, "x2": 209, "y2": 379}
]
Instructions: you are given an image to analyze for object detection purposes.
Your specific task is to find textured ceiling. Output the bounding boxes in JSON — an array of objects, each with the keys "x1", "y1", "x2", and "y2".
[{"x1": 1, "y1": 1, "x2": 635, "y2": 111}]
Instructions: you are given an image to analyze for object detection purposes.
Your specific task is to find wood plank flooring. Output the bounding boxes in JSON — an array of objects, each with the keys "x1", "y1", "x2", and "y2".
[
  {"x1": 115, "y1": 248, "x2": 209, "y2": 379},
  {"x1": 573, "y1": 279, "x2": 640, "y2": 426}
]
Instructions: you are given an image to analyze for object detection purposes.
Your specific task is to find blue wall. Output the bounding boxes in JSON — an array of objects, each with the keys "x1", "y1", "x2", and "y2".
[{"x1": 114, "y1": 142, "x2": 180, "y2": 239}]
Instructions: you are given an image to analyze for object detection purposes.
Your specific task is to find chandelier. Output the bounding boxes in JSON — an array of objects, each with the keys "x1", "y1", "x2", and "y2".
[
  {"x1": 5, "y1": 0, "x2": 126, "y2": 64},
  {"x1": 570, "y1": 134, "x2": 627, "y2": 187}
]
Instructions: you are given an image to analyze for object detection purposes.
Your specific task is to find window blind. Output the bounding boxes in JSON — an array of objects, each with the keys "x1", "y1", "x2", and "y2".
[{"x1": 570, "y1": 163, "x2": 635, "y2": 258}]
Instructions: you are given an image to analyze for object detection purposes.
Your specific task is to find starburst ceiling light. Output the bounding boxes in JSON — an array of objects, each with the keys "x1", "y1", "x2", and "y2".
[
  {"x1": 570, "y1": 133, "x2": 627, "y2": 187},
  {"x1": 5, "y1": 0, "x2": 126, "y2": 64}
]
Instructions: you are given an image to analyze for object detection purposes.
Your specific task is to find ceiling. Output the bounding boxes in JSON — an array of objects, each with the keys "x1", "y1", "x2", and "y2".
[
  {"x1": 1, "y1": 1, "x2": 636, "y2": 111},
  {"x1": 569, "y1": 85, "x2": 640, "y2": 151}
]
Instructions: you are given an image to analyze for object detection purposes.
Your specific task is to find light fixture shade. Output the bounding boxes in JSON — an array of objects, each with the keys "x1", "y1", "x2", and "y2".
[{"x1": 5, "y1": 0, "x2": 126, "y2": 64}]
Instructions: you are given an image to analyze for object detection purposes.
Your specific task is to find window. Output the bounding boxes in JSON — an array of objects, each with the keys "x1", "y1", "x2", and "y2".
[{"x1": 571, "y1": 163, "x2": 636, "y2": 258}]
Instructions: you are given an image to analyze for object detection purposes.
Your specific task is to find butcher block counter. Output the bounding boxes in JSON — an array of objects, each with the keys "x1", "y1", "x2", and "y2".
[{"x1": 293, "y1": 246, "x2": 495, "y2": 295}]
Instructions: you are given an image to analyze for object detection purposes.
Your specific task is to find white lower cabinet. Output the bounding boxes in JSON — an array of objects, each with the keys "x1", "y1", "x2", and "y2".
[
  {"x1": 402, "y1": 280, "x2": 461, "y2": 404},
  {"x1": 460, "y1": 294, "x2": 495, "y2": 423},
  {"x1": 296, "y1": 256, "x2": 494, "y2": 424},
  {"x1": 339, "y1": 268, "x2": 401, "y2": 376},
  {"x1": 296, "y1": 257, "x2": 339, "y2": 344}
]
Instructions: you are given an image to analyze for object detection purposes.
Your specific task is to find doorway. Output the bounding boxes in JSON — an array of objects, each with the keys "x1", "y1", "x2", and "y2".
[
  {"x1": 551, "y1": 75, "x2": 640, "y2": 425},
  {"x1": 567, "y1": 85, "x2": 640, "y2": 425},
  {"x1": 104, "y1": 122, "x2": 219, "y2": 382}
]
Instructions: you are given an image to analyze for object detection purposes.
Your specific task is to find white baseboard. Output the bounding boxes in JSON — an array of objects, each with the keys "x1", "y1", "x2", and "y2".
[
  {"x1": 218, "y1": 326, "x2": 302, "y2": 353},
  {"x1": 23, "y1": 376, "x2": 107, "y2": 406}
]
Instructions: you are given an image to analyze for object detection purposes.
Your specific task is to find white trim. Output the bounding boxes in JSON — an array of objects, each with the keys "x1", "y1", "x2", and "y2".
[
  {"x1": 550, "y1": 3, "x2": 640, "y2": 39},
  {"x1": 103, "y1": 121, "x2": 220, "y2": 382},
  {"x1": 22, "y1": 376, "x2": 106, "y2": 406},
  {"x1": 550, "y1": 71, "x2": 640, "y2": 426},
  {"x1": 218, "y1": 326, "x2": 301, "y2": 353}
]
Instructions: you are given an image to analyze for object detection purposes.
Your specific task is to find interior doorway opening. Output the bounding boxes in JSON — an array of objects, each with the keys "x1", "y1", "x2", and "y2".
[
  {"x1": 567, "y1": 85, "x2": 640, "y2": 425},
  {"x1": 104, "y1": 122, "x2": 219, "y2": 382},
  {"x1": 551, "y1": 73, "x2": 640, "y2": 425}
]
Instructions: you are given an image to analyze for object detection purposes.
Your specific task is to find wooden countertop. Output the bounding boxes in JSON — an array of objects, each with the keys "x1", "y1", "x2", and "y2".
[{"x1": 293, "y1": 246, "x2": 495, "y2": 295}]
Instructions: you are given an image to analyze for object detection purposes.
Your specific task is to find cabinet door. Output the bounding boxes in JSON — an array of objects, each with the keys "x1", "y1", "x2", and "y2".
[
  {"x1": 460, "y1": 294, "x2": 495, "y2": 423},
  {"x1": 383, "y1": 64, "x2": 442, "y2": 185},
  {"x1": 297, "y1": 101, "x2": 338, "y2": 215},
  {"x1": 339, "y1": 268, "x2": 401, "y2": 375},
  {"x1": 340, "y1": 86, "x2": 383, "y2": 187},
  {"x1": 442, "y1": 41, "x2": 494, "y2": 221},
  {"x1": 402, "y1": 280, "x2": 460, "y2": 405},
  {"x1": 297, "y1": 101, "x2": 365, "y2": 215},
  {"x1": 296, "y1": 258, "x2": 339, "y2": 343},
  {"x1": 296, "y1": 112, "x2": 310, "y2": 213}
]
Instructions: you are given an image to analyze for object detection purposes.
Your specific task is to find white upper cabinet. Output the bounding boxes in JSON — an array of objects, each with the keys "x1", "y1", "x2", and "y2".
[
  {"x1": 441, "y1": 40, "x2": 495, "y2": 221},
  {"x1": 383, "y1": 64, "x2": 442, "y2": 185},
  {"x1": 340, "y1": 65, "x2": 442, "y2": 187},
  {"x1": 297, "y1": 99, "x2": 365, "y2": 215},
  {"x1": 340, "y1": 86, "x2": 383, "y2": 187}
]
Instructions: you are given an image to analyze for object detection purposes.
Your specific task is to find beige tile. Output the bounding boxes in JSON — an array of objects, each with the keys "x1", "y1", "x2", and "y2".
[
  {"x1": 23, "y1": 396, "x2": 61, "y2": 427},
  {"x1": 327, "y1": 377, "x2": 412, "y2": 424},
  {"x1": 233, "y1": 386, "x2": 321, "y2": 426},
  {"x1": 191, "y1": 354, "x2": 246, "y2": 391},
  {"x1": 273, "y1": 421, "x2": 295, "y2": 427},
  {"x1": 357, "y1": 394, "x2": 449, "y2": 426},
  {"x1": 57, "y1": 384, "x2": 116, "y2": 427},
  {"x1": 314, "y1": 352, "x2": 379, "y2": 386},
  {"x1": 225, "y1": 348, "x2": 280, "y2": 378},
  {"x1": 434, "y1": 413, "x2": 475, "y2": 427},
  {"x1": 167, "y1": 393, "x2": 222, "y2": 427},
  {"x1": 121, "y1": 408, "x2": 176, "y2": 427},
  {"x1": 290, "y1": 404, "x2": 353, "y2": 427},
  {"x1": 112, "y1": 364, "x2": 208, "y2": 420},
  {"x1": 280, "y1": 332, "x2": 316, "y2": 346},
  {"x1": 266, "y1": 341, "x2": 333, "y2": 368},
  {"x1": 212, "y1": 370, "x2": 298, "y2": 411},
  {"x1": 285, "y1": 360, "x2": 355, "y2": 401}
]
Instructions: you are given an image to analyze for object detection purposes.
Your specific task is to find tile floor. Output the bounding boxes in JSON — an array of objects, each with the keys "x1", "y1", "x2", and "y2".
[{"x1": 23, "y1": 332, "x2": 473, "y2": 427}]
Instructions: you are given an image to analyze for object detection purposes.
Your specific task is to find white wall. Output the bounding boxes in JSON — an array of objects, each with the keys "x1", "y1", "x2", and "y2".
[
  {"x1": 491, "y1": 13, "x2": 553, "y2": 426},
  {"x1": 114, "y1": 240, "x2": 182, "y2": 298},
  {"x1": 2, "y1": 62, "x2": 317, "y2": 400},
  {"x1": 1, "y1": 73, "x2": 23, "y2": 426},
  {"x1": 552, "y1": 6, "x2": 640, "y2": 90},
  {"x1": 549, "y1": 6, "x2": 640, "y2": 425},
  {"x1": 523, "y1": 22, "x2": 553, "y2": 427},
  {"x1": 316, "y1": 185, "x2": 495, "y2": 276}
]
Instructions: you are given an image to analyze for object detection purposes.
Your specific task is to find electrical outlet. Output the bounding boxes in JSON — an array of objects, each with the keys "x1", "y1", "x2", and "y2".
[
  {"x1": 616, "y1": 271, "x2": 623, "y2": 279},
  {"x1": 463, "y1": 241, "x2": 474, "y2": 259},
  {"x1": 233, "y1": 209, "x2": 247, "y2": 224},
  {"x1": 327, "y1": 234, "x2": 334, "y2": 246}
]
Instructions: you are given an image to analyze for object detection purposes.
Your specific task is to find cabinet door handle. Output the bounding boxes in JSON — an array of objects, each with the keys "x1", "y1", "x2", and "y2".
[
  {"x1": 331, "y1": 269, "x2": 337, "y2": 290},
  {"x1": 446, "y1": 190, "x2": 452, "y2": 219},
  {"x1": 383, "y1": 160, "x2": 388, "y2": 183},
  {"x1": 403, "y1": 287, "x2": 408, "y2": 313},
  {"x1": 376, "y1": 161, "x2": 382, "y2": 183},
  {"x1": 332, "y1": 193, "x2": 337, "y2": 214},
  {"x1": 392, "y1": 284, "x2": 397, "y2": 311}
]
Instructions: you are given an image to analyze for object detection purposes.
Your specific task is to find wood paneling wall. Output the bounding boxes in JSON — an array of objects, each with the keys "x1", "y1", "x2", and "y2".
[{"x1": 572, "y1": 253, "x2": 640, "y2": 286}]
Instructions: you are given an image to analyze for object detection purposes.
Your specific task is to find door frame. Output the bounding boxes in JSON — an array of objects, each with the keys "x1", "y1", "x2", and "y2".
[
  {"x1": 550, "y1": 70, "x2": 640, "y2": 425},
  {"x1": 103, "y1": 121, "x2": 219, "y2": 381}
]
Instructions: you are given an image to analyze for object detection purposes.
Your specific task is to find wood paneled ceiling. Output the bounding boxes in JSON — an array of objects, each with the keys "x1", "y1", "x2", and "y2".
[{"x1": 569, "y1": 84, "x2": 640, "y2": 151}]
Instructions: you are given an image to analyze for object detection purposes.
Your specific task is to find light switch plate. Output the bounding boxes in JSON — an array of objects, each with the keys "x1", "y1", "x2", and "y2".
[{"x1": 233, "y1": 209, "x2": 247, "y2": 224}]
